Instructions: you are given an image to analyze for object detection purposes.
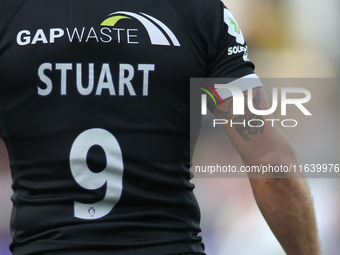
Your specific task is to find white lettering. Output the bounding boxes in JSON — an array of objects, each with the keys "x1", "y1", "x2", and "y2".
[
  {"x1": 248, "y1": 119, "x2": 264, "y2": 128},
  {"x1": 230, "y1": 119, "x2": 246, "y2": 127},
  {"x1": 214, "y1": 84, "x2": 244, "y2": 115},
  {"x1": 247, "y1": 87, "x2": 278, "y2": 115},
  {"x1": 228, "y1": 47, "x2": 233, "y2": 55},
  {"x1": 213, "y1": 119, "x2": 228, "y2": 127},
  {"x1": 86, "y1": 27, "x2": 99, "y2": 42},
  {"x1": 56, "y1": 63, "x2": 73, "y2": 95},
  {"x1": 227, "y1": 46, "x2": 247, "y2": 55},
  {"x1": 50, "y1": 28, "x2": 64, "y2": 43},
  {"x1": 281, "y1": 88, "x2": 312, "y2": 116},
  {"x1": 37, "y1": 63, "x2": 53, "y2": 96},
  {"x1": 76, "y1": 63, "x2": 94, "y2": 95},
  {"x1": 119, "y1": 64, "x2": 136, "y2": 96},
  {"x1": 204, "y1": 86, "x2": 312, "y2": 116},
  {"x1": 66, "y1": 27, "x2": 86, "y2": 42},
  {"x1": 138, "y1": 64, "x2": 155, "y2": 96},
  {"x1": 31, "y1": 29, "x2": 48, "y2": 44},
  {"x1": 281, "y1": 119, "x2": 298, "y2": 127},
  {"x1": 17, "y1": 30, "x2": 31, "y2": 45},
  {"x1": 17, "y1": 27, "x2": 143, "y2": 45},
  {"x1": 201, "y1": 94, "x2": 207, "y2": 115},
  {"x1": 112, "y1": 28, "x2": 124, "y2": 43},
  {"x1": 211, "y1": 118, "x2": 299, "y2": 128},
  {"x1": 127, "y1": 29, "x2": 138, "y2": 44},
  {"x1": 96, "y1": 63, "x2": 115, "y2": 96},
  {"x1": 37, "y1": 62, "x2": 154, "y2": 97},
  {"x1": 265, "y1": 119, "x2": 280, "y2": 127},
  {"x1": 100, "y1": 28, "x2": 112, "y2": 43}
]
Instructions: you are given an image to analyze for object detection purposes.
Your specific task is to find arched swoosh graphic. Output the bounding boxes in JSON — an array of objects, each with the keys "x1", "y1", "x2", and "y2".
[
  {"x1": 108, "y1": 11, "x2": 171, "y2": 46},
  {"x1": 140, "y1": 12, "x2": 180, "y2": 46},
  {"x1": 101, "y1": 15, "x2": 132, "y2": 26}
]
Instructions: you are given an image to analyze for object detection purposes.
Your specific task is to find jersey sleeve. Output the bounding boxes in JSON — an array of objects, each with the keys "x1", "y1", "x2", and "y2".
[{"x1": 206, "y1": 1, "x2": 263, "y2": 112}]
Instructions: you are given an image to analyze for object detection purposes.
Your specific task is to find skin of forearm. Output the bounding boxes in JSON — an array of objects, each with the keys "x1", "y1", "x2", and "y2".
[
  {"x1": 214, "y1": 87, "x2": 321, "y2": 253},
  {"x1": 248, "y1": 159, "x2": 321, "y2": 255},
  {"x1": 241, "y1": 129, "x2": 321, "y2": 254}
]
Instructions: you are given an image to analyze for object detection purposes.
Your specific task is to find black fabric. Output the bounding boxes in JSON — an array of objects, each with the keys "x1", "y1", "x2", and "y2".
[
  {"x1": 0, "y1": 0, "x2": 27, "y2": 42},
  {"x1": 0, "y1": 0, "x2": 254, "y2": 254}
]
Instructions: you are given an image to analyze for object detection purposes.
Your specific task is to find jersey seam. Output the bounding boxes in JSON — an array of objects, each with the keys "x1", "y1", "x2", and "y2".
[
  {"x1": 0, "y1": 0, "x2": 28, "y2": 248},
  {"x1": 0, "y1": 0, "x2": 28, "y2": 44},
  {"x1": 167, "y1": 0, "x2": 207, "y2": 59},
  {"x1": 179, "y1": 137, "x2": 198, "y2": 245}
]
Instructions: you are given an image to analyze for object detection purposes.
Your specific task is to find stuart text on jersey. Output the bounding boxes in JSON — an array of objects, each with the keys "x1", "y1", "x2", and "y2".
[{"x1": 37, "y1": 62, "x2": 155, "y2": 96}]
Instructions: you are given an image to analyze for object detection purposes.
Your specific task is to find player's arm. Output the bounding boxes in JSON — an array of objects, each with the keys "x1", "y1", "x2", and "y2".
[{"x1": 213, "y1": 86, "x2": 321, "y2": 255}]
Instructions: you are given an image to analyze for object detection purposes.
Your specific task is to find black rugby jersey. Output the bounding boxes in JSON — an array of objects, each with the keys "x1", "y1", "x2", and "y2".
[{"x1": 0, "y1": 0, "x2": 255, "y2": 254}]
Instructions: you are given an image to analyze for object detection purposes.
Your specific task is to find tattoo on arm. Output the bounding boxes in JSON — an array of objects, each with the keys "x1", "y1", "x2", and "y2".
[{"x1": 215, "y1": 87, "x2": 264, "y2": 141}]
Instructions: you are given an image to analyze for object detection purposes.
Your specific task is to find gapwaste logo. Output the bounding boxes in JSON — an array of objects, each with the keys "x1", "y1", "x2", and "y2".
[{"x1": 16, "y1": 11, "x2": 181, "y2": 47}]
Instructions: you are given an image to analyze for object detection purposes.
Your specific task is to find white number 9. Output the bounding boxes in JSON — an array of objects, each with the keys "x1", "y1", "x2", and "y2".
[{"x1": 69, "y1": 128, "x2": 124, "y2": 220}]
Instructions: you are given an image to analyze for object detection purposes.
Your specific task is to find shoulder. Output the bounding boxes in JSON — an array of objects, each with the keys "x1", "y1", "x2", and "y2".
[
  {"x1": 0, "y1": 0, "x2": 25, "y2": 34},
  {"x1": 167, "y1": 0, "x2": 226, "y2": 46},
  {"x1": 168, "y1": 0, "x2": 224, "y2": 21}
]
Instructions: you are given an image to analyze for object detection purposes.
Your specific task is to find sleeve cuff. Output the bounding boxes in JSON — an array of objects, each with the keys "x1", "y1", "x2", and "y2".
[{"x1": 207, "y1": 73, "x2": 263, "y2": 111}]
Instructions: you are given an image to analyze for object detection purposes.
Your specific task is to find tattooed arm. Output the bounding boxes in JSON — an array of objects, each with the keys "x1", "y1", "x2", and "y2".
[
  {"x1": 214, "y1": 87, "x2": 264, "y2": 140},
  {"x1": 213, "y1": 86, "x2": 321, "y2": 255}
]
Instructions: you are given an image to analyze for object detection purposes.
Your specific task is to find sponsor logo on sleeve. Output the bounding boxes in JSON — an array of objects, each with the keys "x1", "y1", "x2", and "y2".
[
  {"x1": 224, "y1": 9, "x2": 249, "y2": 61},
  {"x1": 223, "y1": 8, "x2": 245, "y2": 45}
]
